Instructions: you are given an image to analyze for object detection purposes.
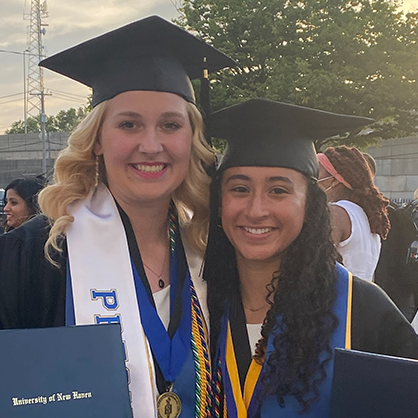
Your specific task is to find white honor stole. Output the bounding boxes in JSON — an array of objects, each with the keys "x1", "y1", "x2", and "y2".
[{"x1": 66, "y1": 185, "x2": 157, "y2": 418}]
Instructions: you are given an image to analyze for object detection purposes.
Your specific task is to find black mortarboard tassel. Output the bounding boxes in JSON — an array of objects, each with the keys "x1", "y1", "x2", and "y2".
[
  {"x1": 209, "y1": 99, "x2": 374, "y2": 179},
  {"x1": 39, "y1": 16, "x2": 236, "y2": 107}
]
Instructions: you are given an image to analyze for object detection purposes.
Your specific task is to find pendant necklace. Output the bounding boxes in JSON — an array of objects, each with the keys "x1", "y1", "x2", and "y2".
[{"x1": 143, "y1": 249, "x2": 168, "y2": 289}]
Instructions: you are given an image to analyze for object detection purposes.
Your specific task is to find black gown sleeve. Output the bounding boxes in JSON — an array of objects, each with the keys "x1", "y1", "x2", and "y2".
[
  {"x1": 351, "y1": 276, "x2": 418, "y2": 359},
  {"x1": 0, "y1": 215, "x2": 66, "y2": 329}
]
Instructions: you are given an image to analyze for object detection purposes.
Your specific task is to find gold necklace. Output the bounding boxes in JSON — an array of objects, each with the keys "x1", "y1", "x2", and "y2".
[{"x1": 243, "y1": 303, "x2": 268, "y2": 312}]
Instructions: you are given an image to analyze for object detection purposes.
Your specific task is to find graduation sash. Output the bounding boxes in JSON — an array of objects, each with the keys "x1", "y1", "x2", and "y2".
[
  {"x1": 217, "y1": 264, "x2": 353, "y2": 418},
  {"x1": 66, "y1": 185, "x2": 156, "y2": 418}
]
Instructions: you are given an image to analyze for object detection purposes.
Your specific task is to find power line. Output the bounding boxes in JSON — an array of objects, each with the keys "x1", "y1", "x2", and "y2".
[
  {"x1": 49, "y1": 89, "x2": 88, "y2": 99},
  {"x1": 0, "y1": 98, "x2": 25, "y2": 106},
  {"x1": 0, "y1": 93, "x2": 25, "y2": 100},
  {"x1": 0, "y1": 49, "x2": 43, "y2": 57},
  {"x1": 49, "y1": 93, "x2": 87, "y2": 104}
]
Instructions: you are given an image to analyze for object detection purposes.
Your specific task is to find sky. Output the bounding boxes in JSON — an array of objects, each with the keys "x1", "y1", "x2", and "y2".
[
  {"x1": 0, "y1": 0, "x2": 417, "y2": 134},
  {"x1": 0, "y1": 0, "x2": 181, "y2": 134}
]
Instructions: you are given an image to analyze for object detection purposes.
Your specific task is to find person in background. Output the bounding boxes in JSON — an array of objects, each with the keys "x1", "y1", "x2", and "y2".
[
  {"x1": 2, "y1": 177, "x2": 45, "y2": 232},
  {"x1": 203, "y1": 99, "x2": 418, "y2": 418},
  {"x1": 362, "y1": 152, "x2": 376, "y2": 178},
  {"x1": 317, "y1": 146, "x2": 390, "y2": 281},
  {"x1": 375, "y1": 184, "x2": 418, "y2": 322},
  {"x1": 0, "y1": 16, "x2": 235, "y2": 418}
]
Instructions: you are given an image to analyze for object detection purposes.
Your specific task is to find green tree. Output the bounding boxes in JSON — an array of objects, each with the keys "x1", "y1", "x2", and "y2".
[
  {"x1": 6, "y1": 104, "x2": 91, "y2": 134},
  {"x1": 178, "y1": 0, "x2": 418, "y2": 148},
  {"x1": 52, "y1": 107, "x2": 90, "y2": 132},
  {"x1": 6, "y1": 114, "x2": 57, "y2": 134}
]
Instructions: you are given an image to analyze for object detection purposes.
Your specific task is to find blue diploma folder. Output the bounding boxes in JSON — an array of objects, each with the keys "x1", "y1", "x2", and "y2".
[
  {"x1": 0, "y1": 323, "x2": 133, "y2": 418},
  {"x1": 330, "y1": 348, "x2": 418, "y2": 418}
]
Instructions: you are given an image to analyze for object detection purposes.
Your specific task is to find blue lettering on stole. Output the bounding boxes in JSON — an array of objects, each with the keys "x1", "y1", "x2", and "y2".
[
  {"x1": 90, "y1": 288, "x2": 131, "y2": 402},
  {"x1": 94, "y1": 314, "x2": 121, "y2": 325},
  {"x1": 91, "y1": 289, "x2": 119, "y2": 310}
]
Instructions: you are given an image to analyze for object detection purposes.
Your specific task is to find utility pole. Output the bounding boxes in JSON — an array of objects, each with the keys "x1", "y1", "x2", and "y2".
[{"x1": 24, "y1": 0, "x2": 49, "y2": 173}]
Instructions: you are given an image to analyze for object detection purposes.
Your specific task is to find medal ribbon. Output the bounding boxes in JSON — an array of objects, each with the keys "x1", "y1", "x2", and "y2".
[
  {"x1": 131, "y1": 255, "x2": 192, "y2": 382},
  {"x1": 118, "y1": 203, "x2": 191, "y2": 385}
]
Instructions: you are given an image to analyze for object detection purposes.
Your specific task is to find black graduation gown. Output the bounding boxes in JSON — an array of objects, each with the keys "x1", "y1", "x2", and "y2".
[
  {"x1": 351, "y1": 276, "x2": 418, "y2": 358},
  {"x1": 0, "y1": 216, "x2": 417, "y2": 359},
  {"x1": 0, "y1": 215, "x2": 66, "y2": 329}
]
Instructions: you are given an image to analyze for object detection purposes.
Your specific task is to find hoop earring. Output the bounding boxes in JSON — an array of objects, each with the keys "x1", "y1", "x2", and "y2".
[{"x1": 94, "y1": 155, "x2": 99, "y2": 187}]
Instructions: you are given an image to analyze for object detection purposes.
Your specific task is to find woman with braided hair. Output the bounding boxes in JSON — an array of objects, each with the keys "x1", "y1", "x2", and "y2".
[
  {"x1": 204, "y1": 99, "x2": 418, "y2": 418},
  {"x1": 317, "y1": 146, "x2": 390, "y2": 281}
]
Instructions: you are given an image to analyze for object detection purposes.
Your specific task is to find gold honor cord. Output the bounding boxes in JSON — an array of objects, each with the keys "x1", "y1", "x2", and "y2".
[
  {"x1": 191, "y1": 285, "x2": 211, "y2": 418},
  {"x1": 345, "y1": 273, "x2": 353, "y2": 350}
]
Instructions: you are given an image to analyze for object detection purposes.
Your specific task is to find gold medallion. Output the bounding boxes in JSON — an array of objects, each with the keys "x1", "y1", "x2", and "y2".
[{"x1": 157, "y1": 391, "x2": 182, "y2": 418}]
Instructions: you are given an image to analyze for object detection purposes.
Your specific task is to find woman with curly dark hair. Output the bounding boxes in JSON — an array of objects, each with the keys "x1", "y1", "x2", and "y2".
[
  {"x1": 317, "y1": 146, "x2": 390, "y2": 281},
  {"x1": 204, "y1": 99, "x2": 418, "y2": 418}
]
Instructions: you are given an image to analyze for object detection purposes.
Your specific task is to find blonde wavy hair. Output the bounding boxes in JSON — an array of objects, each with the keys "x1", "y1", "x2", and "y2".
[{"x1": 39, "y1": 99, "x2": 215, "y2": 262}]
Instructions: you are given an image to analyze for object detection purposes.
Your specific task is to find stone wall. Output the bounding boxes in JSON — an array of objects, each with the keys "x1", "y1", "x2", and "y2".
[
  {"x1": 0, "y1": 132, "x2": 69, "y2": 188},
  {"x1": 367, "y1": 136, "x2": 418, "y2": 201}
]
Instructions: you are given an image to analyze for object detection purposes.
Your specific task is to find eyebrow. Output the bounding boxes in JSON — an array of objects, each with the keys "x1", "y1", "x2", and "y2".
[
  {"x1": 224, "y1": 174, "x2": 294, "y2": 185},
  {"x1": 113, "y1": 111, "x2": 141, "y2": 119},
  {"x1": 224, "y1": 174, "x2": 251, "y2": 184},
  {"x1": 114, "y1": 111, "x2": 187, "y2": 119},
  {"x1": 267, "y1": 176, "x2": 293, "y2": 185}
]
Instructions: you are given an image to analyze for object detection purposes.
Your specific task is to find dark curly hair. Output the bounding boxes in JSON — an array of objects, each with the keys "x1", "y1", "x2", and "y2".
[
  {"x1": 205, "y1": 175, "x2": 339, "y2": 413},
  {"x1": 324, "y1": 146, "x2": 390, "y2": 239}
]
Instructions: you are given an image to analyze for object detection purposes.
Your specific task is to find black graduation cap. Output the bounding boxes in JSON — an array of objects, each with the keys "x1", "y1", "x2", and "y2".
[
  {"x1": 209, "y1": 98, "x2": 374, "y2": 178},
  {"x1": 39, "y1": 16, "x2": 236, "y2": 107}
]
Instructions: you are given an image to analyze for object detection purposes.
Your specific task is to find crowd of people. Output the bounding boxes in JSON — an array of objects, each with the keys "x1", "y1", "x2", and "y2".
[{"x1": 0, "y1": 15, "x2": 417, "y2": 418}]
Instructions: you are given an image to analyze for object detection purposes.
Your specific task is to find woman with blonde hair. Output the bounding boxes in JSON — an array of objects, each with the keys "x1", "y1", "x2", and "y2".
[{"x1": 0, "y1": 16, "x2": 234, "y2": 418}]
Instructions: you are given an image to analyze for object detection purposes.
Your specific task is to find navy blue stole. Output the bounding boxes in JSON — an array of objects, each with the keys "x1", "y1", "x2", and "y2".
[{"x1": 217, "y1": 264, "x2": 353, "y2": 418}]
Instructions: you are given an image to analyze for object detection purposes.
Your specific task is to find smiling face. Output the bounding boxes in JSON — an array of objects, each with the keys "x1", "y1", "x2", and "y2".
[
  {"x1": 220, "y1": 166, "x2": 307, "y2": 267},
  {"x1": 94, "y1": 90, "x2": 193, "y2": 208},
  {"x1": 4, "y1": 188, "x2": 30, "y2": 229}
]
